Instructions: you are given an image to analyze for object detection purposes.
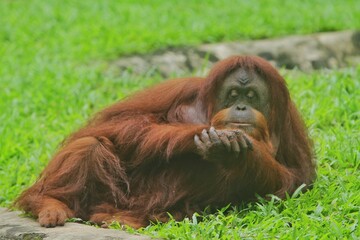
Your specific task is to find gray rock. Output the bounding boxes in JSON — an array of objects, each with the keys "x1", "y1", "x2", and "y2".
[
  {"x1": 0, "y1": 208, "x2": 151, "y2": 240},
  {"x1": 110, "y1": 56, "x2": 151, "y2": 75},
  {"x1": 200, "y1": 30, "x2": 360, "y2": 71},
  {"x1": 150, "y1": 51, "x2": 189, "y2": 76},
  {"x1": 108, "y1": 30, "x2": 360, "y2": 76}
]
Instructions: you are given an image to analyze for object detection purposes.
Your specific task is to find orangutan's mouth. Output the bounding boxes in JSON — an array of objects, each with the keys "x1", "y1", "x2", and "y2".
[{"x1": 227, "y1": 122, "x2": 253, "y2": 128}]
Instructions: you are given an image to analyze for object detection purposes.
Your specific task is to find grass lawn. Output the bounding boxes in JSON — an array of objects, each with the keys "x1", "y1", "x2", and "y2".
[{"x1": 1, "y1": 0, "x2": 359, "y2": 239}]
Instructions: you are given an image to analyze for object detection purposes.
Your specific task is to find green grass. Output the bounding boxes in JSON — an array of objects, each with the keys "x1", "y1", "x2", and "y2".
[{"x1": 1, "y1": 0, "x2": 360, "y2": 239}]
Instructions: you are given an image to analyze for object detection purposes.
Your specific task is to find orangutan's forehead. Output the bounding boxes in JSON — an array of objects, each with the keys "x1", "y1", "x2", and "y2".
[
  {"x1": 227, "y1": 68, "x2": 255, "y2": 85},
  {"x1": 238, "y1": 70, "x2": 250, "y2": 84}
]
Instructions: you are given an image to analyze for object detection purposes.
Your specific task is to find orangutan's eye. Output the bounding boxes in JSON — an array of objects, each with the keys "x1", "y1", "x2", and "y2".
[
  {"x1": 246, "y1": 90, "x2": 256, "y2": 99},
  {"x1": 229, "y1": 89, "x2": 239, "y2": 99}
]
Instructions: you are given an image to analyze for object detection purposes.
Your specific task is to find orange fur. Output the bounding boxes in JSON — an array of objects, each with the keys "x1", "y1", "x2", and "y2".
[{"x1": 15, "y1": 56, "x2": 316, "y2": 228}]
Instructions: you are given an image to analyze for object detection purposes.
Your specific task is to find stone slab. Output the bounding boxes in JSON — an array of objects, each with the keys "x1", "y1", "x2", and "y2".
[
  {"x1": 108, "y1": 30, "x2": 360, "y2": 77},
  {"x1": 0, "y1": 208, "x2": 151, "y2": 240}
]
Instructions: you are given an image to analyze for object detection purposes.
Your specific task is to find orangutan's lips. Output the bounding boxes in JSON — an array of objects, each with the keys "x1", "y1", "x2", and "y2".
[{"x1": 227, "y1": 122, "x2": 252, "y2": 128}]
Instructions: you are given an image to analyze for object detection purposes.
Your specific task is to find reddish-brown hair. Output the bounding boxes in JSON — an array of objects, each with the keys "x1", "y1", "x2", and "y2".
[{"x1": 15, "y1": 56, "x2": 316, "y2": 229}]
